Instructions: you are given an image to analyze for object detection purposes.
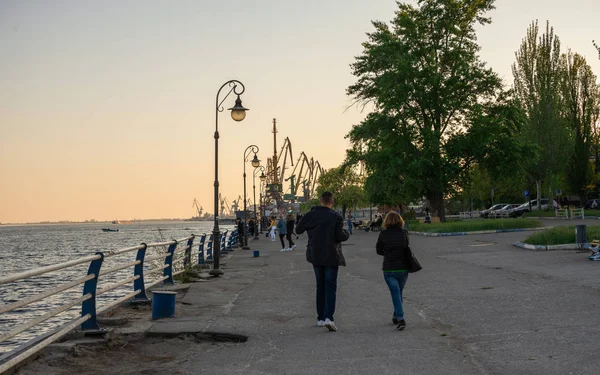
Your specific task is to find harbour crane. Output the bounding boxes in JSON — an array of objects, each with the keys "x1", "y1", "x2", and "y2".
[{"x1": 192, "y1": 198, "x2": 203, "y2": 217}]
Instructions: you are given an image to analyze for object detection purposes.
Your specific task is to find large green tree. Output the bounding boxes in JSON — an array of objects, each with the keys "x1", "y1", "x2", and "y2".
[
  {"x1": 512, "y1": 20, "x2": 570, "y2": 208},
  {"x1": 561, "y1": 51, "x2": 600, "y2": 204},
  {"x1": 315, "y1": 166, "x2": 366, "y2": 218},
  {"x1": 346, "y1": 0, "x2": 526, "y2": 221}
]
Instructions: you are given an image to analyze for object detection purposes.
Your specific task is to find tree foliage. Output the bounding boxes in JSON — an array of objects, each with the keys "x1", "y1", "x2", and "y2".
[
  {"x1": 512, "y1": 20, "x2": 571, "y2": 207},
  {"x1": 346, "y1": 0, "x2": 528, "y2": 220},
  {"x1": 315, "y1": 166, "x2": 366, "y2": 217},
  {"x1": 561, "y1": 51, "x2": 600, "y2": 204}
]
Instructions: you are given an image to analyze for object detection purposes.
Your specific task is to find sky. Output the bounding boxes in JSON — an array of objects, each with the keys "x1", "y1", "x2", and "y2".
[{"x1": 1, "y1": 0, "x2": 599, "y2": 223}]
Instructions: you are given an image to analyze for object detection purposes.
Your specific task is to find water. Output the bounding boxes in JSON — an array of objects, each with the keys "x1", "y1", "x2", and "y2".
[{"x1": 0, "y1": 221, "x2": 233, "y2": 353}]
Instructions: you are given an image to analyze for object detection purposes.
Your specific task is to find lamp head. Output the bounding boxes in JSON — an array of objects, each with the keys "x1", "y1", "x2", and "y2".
[
  {"x1": 228, "y1": 95, "x2": 249, "y2": 122},
  {"x1": 251, "y1": 154, "x2": 260, "y2": 168},
  {"x1": 259, "y1": 171, "x2": 266, "y2": 181}
]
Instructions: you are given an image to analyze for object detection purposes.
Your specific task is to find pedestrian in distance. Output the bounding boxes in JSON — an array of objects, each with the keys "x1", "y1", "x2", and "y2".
[
  {"x1": 286, "y1": 212, "x2": 297, "y2": 250},
  {"x1": 376, "y1": 211, "x2": 410, "y2": 330},
  {"x1": 276, "y1": 214, "x2": 288, "y2": 251},
  {"x1": 346, "y1": 213, "x2": 353, "y2": 235},
  {"x1": 236, "y1": 217, "x2": 245, "y2": 247},
  {"x1": 296, "y1": 191, "x2": 350, "y2": 332},
  {"x1": 269, "y1": 216, "x2": 277, "y2": 241}
]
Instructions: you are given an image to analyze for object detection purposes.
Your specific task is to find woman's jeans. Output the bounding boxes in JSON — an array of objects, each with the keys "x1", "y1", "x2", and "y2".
[
  {"x1": 313, "y1": 266, "x2": 339, "y2": 321},
  {"x1": 383, "y1": 272, "x2": 409, "y2": 320}
]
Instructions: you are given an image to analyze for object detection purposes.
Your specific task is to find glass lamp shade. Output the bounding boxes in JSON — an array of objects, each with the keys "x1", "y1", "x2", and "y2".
[
  {"x1": 251, "y1": 154, "x2": 260, "y2": 168},
  {"x1": 259, "y1": 172, "x2": 266, "y2": 181},
  {"x1": 228, "y1": 96, "x2": 249, "y2": 122}
]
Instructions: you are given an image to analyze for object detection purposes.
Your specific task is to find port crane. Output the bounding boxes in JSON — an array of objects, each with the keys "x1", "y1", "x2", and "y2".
[
  {"x1": 218, "y1": 194, "x2": 233, "y2": 217},
  {"x1": 192, "y1": 198, "x2": 203, "y2": 217}
]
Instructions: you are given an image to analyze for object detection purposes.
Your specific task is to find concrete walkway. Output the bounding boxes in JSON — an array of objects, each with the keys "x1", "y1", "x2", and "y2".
[{"x1": 19, "y1": 224, "x2": 600, "y2": 375}]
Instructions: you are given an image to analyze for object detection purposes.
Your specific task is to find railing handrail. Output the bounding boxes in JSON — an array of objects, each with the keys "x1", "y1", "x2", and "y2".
[
  {"x1": 0, "y1": 254, "x2": 102, "y2": 285},
  {"x1": 0, "y1": 229, "x2": 237, "y2": 372}
]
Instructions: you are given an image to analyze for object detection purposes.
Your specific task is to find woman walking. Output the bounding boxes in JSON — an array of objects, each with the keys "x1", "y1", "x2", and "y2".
[{"x1": 376, "y1": 211, "x2": 409, "y2": 330}]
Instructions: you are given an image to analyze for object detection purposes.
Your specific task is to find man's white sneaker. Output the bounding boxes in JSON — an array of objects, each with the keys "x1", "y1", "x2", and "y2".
[
  {"x1": 280, "y1": 248, "x2": 287, "y2": 252},
  {"x1": 324, "y1": 318, "x2": 337, "y2": 331},
  {"x1": 317, "y1": 320, "x2": 325, "y2": 327},
  {"x1": 292, "y1": 245, "x2": 297, "y2": 250}
]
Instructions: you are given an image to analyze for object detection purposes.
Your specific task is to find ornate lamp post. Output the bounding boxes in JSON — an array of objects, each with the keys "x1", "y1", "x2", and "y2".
[
  {"x1": 253, "y1": 166, "x2": 266, "y2": 239},
  {"x1": 242, "y1": 145, "x2": 260, "y2": 249},
  {"x1": 210, "y1": 80, "x2": 249, "y2": 277}
]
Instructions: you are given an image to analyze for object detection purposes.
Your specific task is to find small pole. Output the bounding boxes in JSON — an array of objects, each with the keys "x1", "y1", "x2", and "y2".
[
  {"x1": 163, "y1": 242, "x2": 177, "y2": 286},
  {"x1": 132, "y1": 243, "x2": 150, "y2": 303},
  {"x1": 81, "y1": 252, "x2": 105, "y2": 331}
]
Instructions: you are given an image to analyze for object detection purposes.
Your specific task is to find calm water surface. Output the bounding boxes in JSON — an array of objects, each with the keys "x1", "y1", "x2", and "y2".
[{"x1": 0, "y1": 221, "x2": 233, "y2": 353}]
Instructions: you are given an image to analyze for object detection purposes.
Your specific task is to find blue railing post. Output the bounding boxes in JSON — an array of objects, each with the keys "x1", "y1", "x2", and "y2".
[
  {"x1": 221, "y1": 230, "x2": 229, "y2": 254},
  {"x1": 81, "y1": 252, "x2": 104, "y2": 331},
  {"x1": 184, "y1": 235, "x2": 195, "y2": 268},
  {"x1": 198, "y1": 234, "x2": 207, "y2": 265},
  {"x1": 163, "y1": 241, "x2": 177, "y2": 286},
  {"x1": 132, "y1": 243, "x2": 150, "y2": 304},
  {"x1": 206, "y1": 234, "x2": 214, "y2": 262}
]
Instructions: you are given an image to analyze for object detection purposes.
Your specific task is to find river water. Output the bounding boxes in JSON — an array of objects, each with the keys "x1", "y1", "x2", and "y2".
[{"x1": 0, "y1": 221, "x2": 234, "y2": 354}]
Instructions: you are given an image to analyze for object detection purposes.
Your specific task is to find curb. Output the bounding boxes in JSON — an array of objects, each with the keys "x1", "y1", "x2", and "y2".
[
  {"x1": 513, "y1": 241, "x2": 584, "y2": 251},
  {"x1": 410, "y1": 227, "x2": 548, "y2": 237}
]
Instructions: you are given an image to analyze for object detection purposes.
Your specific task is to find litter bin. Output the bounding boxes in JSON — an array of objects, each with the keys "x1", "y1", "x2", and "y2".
[
  {"x1": 576, "y1": 225, "x2": 587, "y2": 245},
  {"x1": 151, "y1": 291, "x2": 177, "y2": 320}
]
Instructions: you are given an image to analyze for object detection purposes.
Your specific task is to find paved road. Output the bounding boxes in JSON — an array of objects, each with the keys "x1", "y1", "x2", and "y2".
[{"x1": 20, "y1": 220, "x2": 600, "y2": 375}]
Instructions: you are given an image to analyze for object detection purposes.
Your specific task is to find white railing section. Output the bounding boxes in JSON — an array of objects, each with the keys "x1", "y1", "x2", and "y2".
[{"x1": 0, "y1": 229, "x2": 240, "y2": 373}]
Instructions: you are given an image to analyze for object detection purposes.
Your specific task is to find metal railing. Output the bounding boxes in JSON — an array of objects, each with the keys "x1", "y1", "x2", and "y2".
[{"x1": 0, "y1": 229, "x2": 239, "y2": 373}]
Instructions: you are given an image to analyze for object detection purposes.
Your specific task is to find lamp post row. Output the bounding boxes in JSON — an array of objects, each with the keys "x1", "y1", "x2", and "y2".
[
  {"x1": 211, "y1": 80, "x2": 249, "y2": 277},
  {"x1": 211, "y1": 79, "x2": 269, "y2": 276}
]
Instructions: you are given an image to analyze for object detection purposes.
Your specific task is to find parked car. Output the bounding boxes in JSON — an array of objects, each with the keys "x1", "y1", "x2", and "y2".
[
  {"x1": 489, "y1": 204, "x2": 521, "y2": 218},
  {"x1": 480, "y1": 203, "x2": 509, "y2": 218},
  {"x1": 585, "y1": 199, "x2": 600, "y2": 209},
  {"x1": 509, "y1": 199, "x2": 557, "y2": 217}
]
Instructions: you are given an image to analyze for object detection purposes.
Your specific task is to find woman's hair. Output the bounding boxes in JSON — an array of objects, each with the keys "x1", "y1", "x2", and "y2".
[{"x1": 383, "y1": 211, "x2": 404, "y2": 229}]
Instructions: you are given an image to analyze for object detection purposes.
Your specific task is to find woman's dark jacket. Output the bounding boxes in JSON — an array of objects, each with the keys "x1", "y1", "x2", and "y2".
[
  {"x1": 296, "y1": 206, "x2": 349, "y2": 267},
  {"x1": 376, "y1": 226, "x2": 409, "y2": 270}
]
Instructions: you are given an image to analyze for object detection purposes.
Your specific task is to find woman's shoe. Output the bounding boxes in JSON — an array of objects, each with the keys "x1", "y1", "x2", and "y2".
[{"x1": 396, "y1": 319, "x2": 406, "y2": 330}]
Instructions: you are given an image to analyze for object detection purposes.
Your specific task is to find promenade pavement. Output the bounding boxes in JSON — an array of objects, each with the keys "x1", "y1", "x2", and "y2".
[{"x1": 19, "y1": 219, "x2": 600, "y2": 375}]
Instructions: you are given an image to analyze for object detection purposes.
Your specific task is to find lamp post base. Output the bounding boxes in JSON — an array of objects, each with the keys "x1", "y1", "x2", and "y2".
[{"x1": 209, "y1": 268, "x2": 224, "y2": 277}]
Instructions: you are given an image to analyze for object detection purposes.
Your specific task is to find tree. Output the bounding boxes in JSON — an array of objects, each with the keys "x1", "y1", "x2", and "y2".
[
  {"x1": 315, "y1": 166, "x2": 366, "y2": 217},
  {"x1": 512, "y1": 20, "x2": 570, "y2": 208},
  {"x1": 561, "y1": 51, "x2": 600, "y2": 205},
  {"x1": 346, "y1": 0, "x2": 524, "y2": 221}
]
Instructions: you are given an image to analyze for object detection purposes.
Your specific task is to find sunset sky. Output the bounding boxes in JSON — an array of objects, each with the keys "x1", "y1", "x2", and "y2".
[{"x1": 1, "y1": 0, "x2": 599, "y2": 223}]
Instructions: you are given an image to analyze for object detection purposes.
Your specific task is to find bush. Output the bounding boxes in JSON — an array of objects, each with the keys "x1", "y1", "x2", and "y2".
[
  {"x1": 409, "y1": 218, "x2": 543, "y2": 233},
  {"x1": 523, "y1": 225, "x2": 600, "y2": 245}
]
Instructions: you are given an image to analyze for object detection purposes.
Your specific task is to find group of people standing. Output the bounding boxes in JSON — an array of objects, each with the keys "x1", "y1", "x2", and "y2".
[
  {"x1": 296, "y1": 191, "x2": 412, "y2": 332},
  {"x1": 268, "y1": 213, "x2": 297, "y2": 252}
]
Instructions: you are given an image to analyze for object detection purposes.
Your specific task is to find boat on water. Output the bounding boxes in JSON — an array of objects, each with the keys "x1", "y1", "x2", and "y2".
[{"x1": 101, "y1": 228, "x2": 119, "y2": 232}]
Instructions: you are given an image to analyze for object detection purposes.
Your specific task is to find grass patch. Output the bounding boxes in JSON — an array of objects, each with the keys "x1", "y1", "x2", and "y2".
[
  {"x1": 523, "y1": 209, "x2": 600, "y2": 218},
  {"x1": 523, "y1": 210, "x2": 560, "y2": 218},
  {"x1": 523, "y1": 225, "x2": 600, "y2": 245},
  {"x1": 408, "y1": 218, "x2": 543, "y2": 233}
]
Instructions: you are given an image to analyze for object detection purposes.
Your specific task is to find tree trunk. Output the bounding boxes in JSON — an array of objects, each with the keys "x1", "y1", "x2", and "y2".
[
  {"x1": 342, "y1": 205, "x2": 347, "y2": 219},
  {"x1": 428, "y1": 192, "x2": 446, "y2": 222},
  {"x1": 536, "y1": 180, "x2": 542, "y2": 210}
]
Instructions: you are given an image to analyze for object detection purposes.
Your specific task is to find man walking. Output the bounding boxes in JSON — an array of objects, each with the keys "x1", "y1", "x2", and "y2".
[{"x1": 296, "y1": 191, "x2": 350, "y2": 331}]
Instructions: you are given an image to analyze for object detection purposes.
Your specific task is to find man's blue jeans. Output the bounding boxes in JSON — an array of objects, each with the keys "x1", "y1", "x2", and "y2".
[
  {"x1": 313, "y1": 266, "x2": 339, "y2": 321},
  {"x1": 383, "y1": 272, "x2": 409, "y2": 320}
]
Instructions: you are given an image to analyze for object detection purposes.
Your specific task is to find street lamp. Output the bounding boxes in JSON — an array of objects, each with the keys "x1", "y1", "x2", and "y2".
[
  {"x1": 243, "y1": 145, "x2": 260, "y2": 249},
  {"x1": 253, "y1": 166, "x2": 266, "y2": 239},
  {"x1": 211, "y1": 80, "x2": 248, "y2": 277}
]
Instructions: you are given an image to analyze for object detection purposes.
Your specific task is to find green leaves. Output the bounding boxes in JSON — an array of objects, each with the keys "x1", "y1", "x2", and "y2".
[{"x1": 346, "y1": 0, "x2": 520, "y2": 220}]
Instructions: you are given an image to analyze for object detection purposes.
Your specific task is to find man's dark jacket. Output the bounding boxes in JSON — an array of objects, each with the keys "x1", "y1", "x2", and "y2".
[{"x1": 296, "y1": 206, "x2": 350, "y2": 267}]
